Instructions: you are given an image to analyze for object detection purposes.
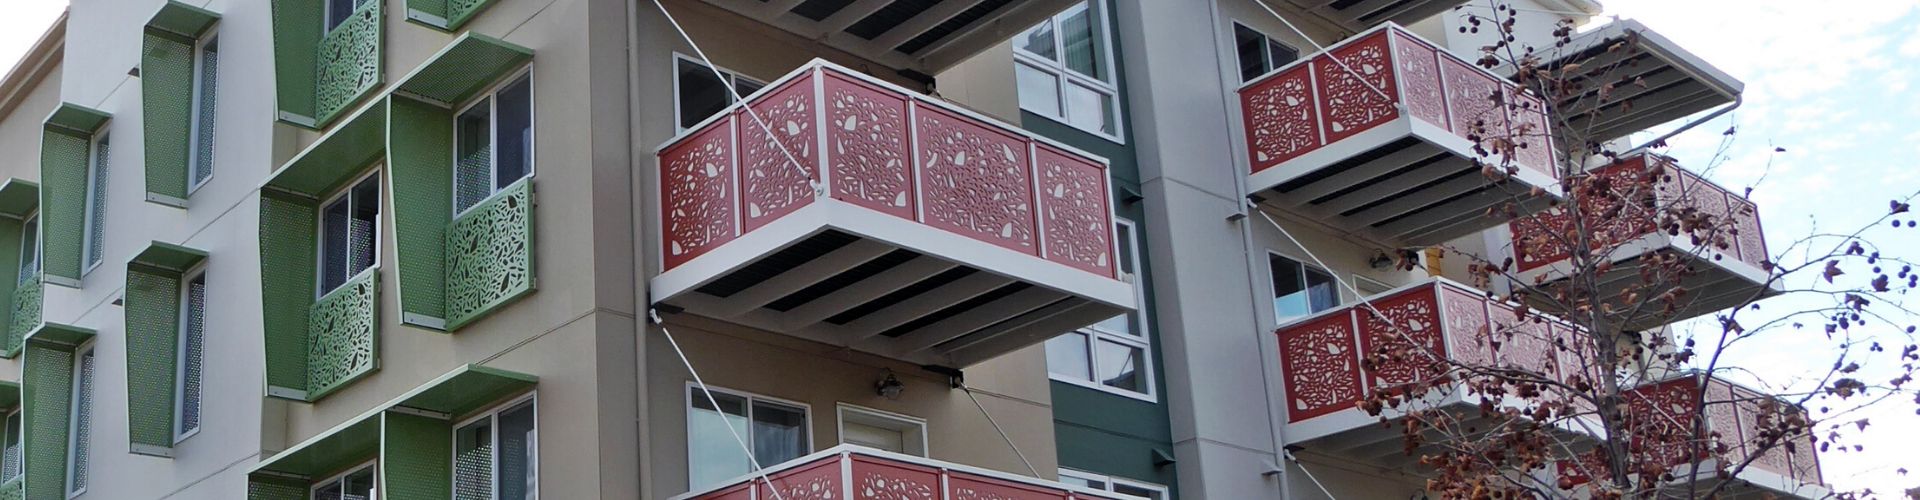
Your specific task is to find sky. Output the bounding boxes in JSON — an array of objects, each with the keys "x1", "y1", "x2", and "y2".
[{"x1": 0, "y1": 0, "x2": 1914, "y2": 495}]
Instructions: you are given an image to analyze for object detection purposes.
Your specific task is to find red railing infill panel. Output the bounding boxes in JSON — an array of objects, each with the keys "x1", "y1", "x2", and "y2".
[
  {"x1": 1730, "y1": 384, "x2": 1795, "y2": 479},
  {"x1": 914, "y1": 104, "x2": 1039, "y2": 256},
  {"x1": 1440, "y1": 284, "x2": 1495, "y2": 367},
  {"x1": 1313, "y1": 31, "x2": 1399, "y2": 144},
  {"x1": 850, "y1": 454, "x2": 940, "y2": 499},
  {"x1": 1278, "y1": 310, "x2": 1364, "y2": 422},
  {"x1": 662, "y1": 116, "x2": 740, "y2": 270},
  {"x1": 693, "y1": 483, "x2": 753, "y2": 500},
  {"x1": 1392, "y1": 31, "x2": 1449, "y2": 131},
  {"x1": 1626, "y1": 377, "x2": 1702, "y2": 468},
  {"x1": 1241, "y1": 63, "x2": 1321, "y2": 173},
  {"x1": 758, "y1": 456, "x2": 845, "y2": 500},
  {"x1": 1729, "y1": 196, "x2": 1768, "y2": 268},
  {"x1": 824, "y1": 71, "x2": 916, "y2": 220},
  {"x1": 947, "y1": 473, "x2": 1070, "y2": 500},
  {"x1": 1036, "y1": 144, "x2": 1116, "y2": 278},
  {"x1": 1704, "y1": 379, "x2": 1746, "y2": 464},
  {"x1": 1439, "y1": 55, "x2": 1506, "y2": 144},
  {"x1": 739, "y1": 74, "x2": 821, "y2": 233},
  {"x1": 1356, "y1": 286, "x2": 1446, "y2": 389}
]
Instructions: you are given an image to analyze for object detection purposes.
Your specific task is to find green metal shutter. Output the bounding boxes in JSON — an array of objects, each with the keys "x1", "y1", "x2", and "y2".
[
  {"x1": 21, "y1": 342, "x2": 75, "y2": 500},
  {"x1": 259, "y1": 192, "x2": 317, "y2": 399},
  {"x1": 124, "y1": 269, "x2": 180, "y2": 456},
  {"x1": 381, "y1": 411, "x2": 452, "y2": 499},
  {"x1": 140, "y1": 31, "x2": 196, "y2": 206},
  {"x1": 38, "y1": 131, "x2": 90, "y2": 286},
  {"x1": 268, "y1": 0, "x2": 322, "y2": 127},
  {"x1": 388, "y1": 97, "x2": 453, "y2": 328}
]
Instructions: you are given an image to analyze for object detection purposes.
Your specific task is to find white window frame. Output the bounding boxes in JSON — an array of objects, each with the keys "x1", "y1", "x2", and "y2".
[
  {"x1": 311, "y1": 460, "x2": 379, "y2": 499},
  {"x1": 1266, "y1": 250, "x2": 1340, "y2": 325},
  {"x1": 451, "y1": 392, "x2": 539, "y2": 500},
  {"x1": 834, "y1": 404, "x2": 927, "y2": 457},
  {"x1": 1058, "y1": 469, "x2": 1168, "y2": 499},
  {"x1": 18, "y1": 211, "x2": 39, "y2": 284},
  {"x1": 683, "y1": 383, "x2": 813, "y2": 487},
  {"x1": 452, "y1": 66, "x2": 537, "y2": 218},
  {"x1": 65, "y1": 344, "x2": 95, "y2": 499},
  {"x1": 173, "y1": 266, "x2": 208, "y2": 444},
  {"x1": 314, "y1": 168, "x2": 383, "y2": 298},
  {"x1": 1231, "y1": 21, "x2": 1302, "y2": 84},
  {"x1": 1012, "y1": 0, "x2": 1125, "y2": 144},
  {"x1": 1047, "y1": 219, "x2": 1155, "y2": 402},
  {"x1": 186, "y1": 32, "x2": 219, "y2": 195},
  {"x1": 80, "y1": 132, "x2": 110, "y2": 275},
  {"x1": 670, "y1": 53, "x2": 768, "y2": 134}
]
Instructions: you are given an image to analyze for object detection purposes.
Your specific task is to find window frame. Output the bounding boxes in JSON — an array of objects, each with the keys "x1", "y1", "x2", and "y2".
[
  {"x1": 173, "y1": 266, "x2": 209, "y2": 444},
  {"x1": 1266, "y1": 250, "x2": 1340, "y2": 325},
  {"x1": 186, "y1": 32, "x2": 219, "y2": 195},
  {"x1": 65, "y1": 344, "x2": 95, "y2": 499},
  {"x1": 833, "y1": 404, "x2": 927, "y2": 457},
  {"x1": 1046, "y1": 219, "x2": 1155, "y2": 402},
  {"x1": 451, "y1": 65, "x2": 537, "y2": 218},
  {"x1": 682, "y1": 383, "x2": 813, "y2": 488},
  {"x1": 18, "y1": 211, "x2": 38, "y2": 284},
  {"x1": 669, "y1": 53, "x2": 768, "y2": 134},
  {"x1": 314, "y1": 168, "x2": 383, "y2": 298},
  {"x1": 450, "y1": 392, "x2": 539, "y2": 500},
  {"x1": 310, "y1": 459, "x2": 379, "y2": 500},
  {"x1": 1012, "y1": 0, "x2": 1125, "y2": 144},
  {"x1": 80, "y1": 132, "x2": 110, "y2": 276},
  {"x1": 1057, "y1": 469, "x2": 1168, "y2": 500},
  {"x1": 1231, "y1": 21, "x2": 1301, "y2": 84}
]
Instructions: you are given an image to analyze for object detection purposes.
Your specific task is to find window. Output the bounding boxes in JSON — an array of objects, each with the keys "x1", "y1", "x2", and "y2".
[
  {"x1": 454, "y1": 396, "x2": 537, "y2": 500},
  {"x1": 1234, "y1": 23, "x2": 1299, "y2": 83},
  {"x1": 188, "y1": 35, "x2": 219, "y2": 193},
  {"x1": 1, "y1": 409, "x2": 20, "y2": 483},
  {"x1": 674, "y1": 56, "x2": 766, "y2": 131},
  {"x1": 1014, "y1": 0, "x2": 1121, "y2": 140},
  {"x1": 318, "y1": 172, "x2": 381, "y2": 296},
  {"x1": 455, "y1": 70, "x2": 535, "y2": 215},
  {"x1": 836, "y1": 405, "x2": 926, "y2": 457},
  {"x1": 66, "y1": 347, "x2": 95, "y2": 497},
  {"x1": 1046, "y1": 221, "x2": 1153, "y2": 399},
  {"x1": 312, "y1": 462, "x2": 377, "y2": 500},
  {"x1": 81, "y1": 134, "x2": 110, "y2": 273},
  {"x1": 1058, "y1": 469, "x2": 1167, "y2": 500},
  {"x1": 1270, "y1": 253, "x2": 1337, "y2": 323},
  {"x1": 325, "y1": 0, "x2": 372, "y2": 32},
  {"x1": 687, "y1": 386, "x2": 808, "y2": 489},
  {"x1": 18, "y1": 213, "x2": 37, "y2": 283},
  {"x1": 175, "y1": 271, "x2": 207, "y2": 442}
]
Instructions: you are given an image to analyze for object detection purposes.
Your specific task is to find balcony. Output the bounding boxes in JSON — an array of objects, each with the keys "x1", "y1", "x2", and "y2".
[
  {"x1": 652, "y1": 60, "x2": 1135, "y2": 369},
  {"x1": 692, "y1": 0, "x2": 1082, "y2": 75},
  {"x1": 1505, "y1": 153, "x2": 1776, "y2": 329},
  {"x1": 1602, "y1": 374, "x2": 1826, "y2": 498},
  {"x1": 1529, "y1": 19, "x2": 1743, "y2": 144},
  {"x1": 1280, "y1": 0, "x2": 1468, "y2": 32},
  {"x1": 672, "y1": 445, "x2": 1141, "y2": 500},
  {"x1": 1275, "y1": 278, "x2": 1599, "y2": 464},
  {"x1": 1239, "y1": 24, "x2": 1560, "y2": 248}
]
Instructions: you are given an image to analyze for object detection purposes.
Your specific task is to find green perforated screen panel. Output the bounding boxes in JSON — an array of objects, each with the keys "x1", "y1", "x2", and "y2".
[
  {"x1": 142, "y1": 32, "x2": 195, "y2": 205},
  {"x1": 22, "y1": 342, "x2": 74, "y2": 500},
  {"x1": 405, "y1": 0, "x2": 498, "y2": 31},
  {"x1": 39, "y1": 129, "x2": 90, "y2": 284},
  {"x1": 125, "y1": 269, "x2": 181, "y2": 454},
  {"x1": 306, "y1": 269, "x2": 378, "y2": 401},
  {"x1": 5, "y1": 275, "x2": 39, "y2": 359},
  {"x1": 259, "y1": 192, "x2": 316, "y2": 398},
  {"x1": 389, "y1": 97, "x2": 453, "y2": 326},
  {"x1": 382, "y1": 411, "x2": 452, "y2": 499},
  {"x1": 269, "y1": 0, "x2": 322, "y2": 126},
  {"x1": 314, "y1": 1, "x2": 383, "y2": 127},
  {"x1": 246, "y1": 475, "x2": 307, "y2": 500},
  {"x1": 0, "y1": 218, "x2": 22, "y2": 358}
]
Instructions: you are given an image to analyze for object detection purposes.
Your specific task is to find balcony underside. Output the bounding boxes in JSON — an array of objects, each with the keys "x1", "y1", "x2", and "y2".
[
  {"x1": 1541, "y1": 19, "x2": 1743, "y2": 143},
  {"x1": 1524, "y1": 235, "x2": 1779, "y2": 330},
  {"x1": 1292, "y1": 395, "x2": 1602, "y2": 476},
  {"x1": 1282, "y1": 0, "x2": 1467, "y2": 32},
  {"x1": 1653, "y1": 463, "x2": 1830, "y2": 500},
  {"x1": 1254, "y1": 128, "x2": 1557, "y2": 248},
  {"x1": 653, "y1": 201, "x2": 1134, "y2": 368},
  {"x1": 694, "y1": 0, "x2": 1078, "y2": 75}
]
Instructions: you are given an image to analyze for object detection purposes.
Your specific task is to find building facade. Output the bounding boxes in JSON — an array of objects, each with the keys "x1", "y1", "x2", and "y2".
[{"x1": 0, "y1": 0, "x2": 1820, "y2": 499}]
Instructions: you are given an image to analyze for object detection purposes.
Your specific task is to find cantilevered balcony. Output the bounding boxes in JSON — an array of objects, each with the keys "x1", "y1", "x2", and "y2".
[
  {"x1": 691, "y1": 0, "x2": 1082, "y2": 75},
  {"x1": 1506, "y1": 153, "x2": 1776, "y2": 330},
  {"x1": 1280, "y1": 0, "x2": 1469, "y2": 32},
  {"x1": 653, "y1": 60, "x2": 1135, "y2": 369},
  {"x1": 1530, "y1": 19, "x2": 1743, "y2": 144},
  {"x1": 1275, "y1": 278, "x2": 1600, "y2": 466},
  {"x1": 1239, "y1": 24, "x2": 1560, "y2": 248},
  {"x1": 1597, "y1": 374, "x2": 1827, "y2": 498},
  {"x1": 672, "y1": 445, "x2": 1141, "y2": 500}
]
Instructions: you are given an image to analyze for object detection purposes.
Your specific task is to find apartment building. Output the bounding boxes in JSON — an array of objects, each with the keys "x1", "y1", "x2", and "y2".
[{"x1": 0, "y1": 0, "x2": 1822, "y2": 499}]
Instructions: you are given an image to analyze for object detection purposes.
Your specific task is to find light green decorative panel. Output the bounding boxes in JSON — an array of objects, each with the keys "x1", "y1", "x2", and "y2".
[
  {"x1": 246, "y1": 474, "x2": 307, "y2": 500},
  {"x1": 125, "y1": 269, "x2": 181, "y2": 455},
  {"x1": 307, "y1": 269, "x2": 378, "y2": 401},
  {"x1": 140, "y1": 31, "x2": 196, "y2": 205},
  {"x1": 0, "y1": 476, "x2": 20, "y2": 500},
  {"x1": 22, "y1": 342, "x2": 75, "y2": 500},
  {"x1": 6, "y1": 275, "x2": 40, "y2": 357},
  {"x1": 389, "y1": 97, "x2": 453, "y2": 327},
  {"x1": 446, "y1": 179, "x2": 533, "y2": 331},
  {"x1": 315, "y1": 1, "x2": 383, "y2": 128},
  {"x1": 406, "y1": 0, "x2": 498, "y2": 32},
  {"x1": 39, "y1": 130, "x2": 91, "y2": 285},
  {"x1": 382, "y1": 411, "x2": 452, "y2": 499},
  {"x1": 259, "y1": 192, "x2": 317, "y2": 399}
]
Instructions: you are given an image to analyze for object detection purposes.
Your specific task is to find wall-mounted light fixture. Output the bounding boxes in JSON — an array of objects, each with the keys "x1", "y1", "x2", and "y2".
[{"x1": 875, "y1": 371, "x2": 905, "y2": 400}]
